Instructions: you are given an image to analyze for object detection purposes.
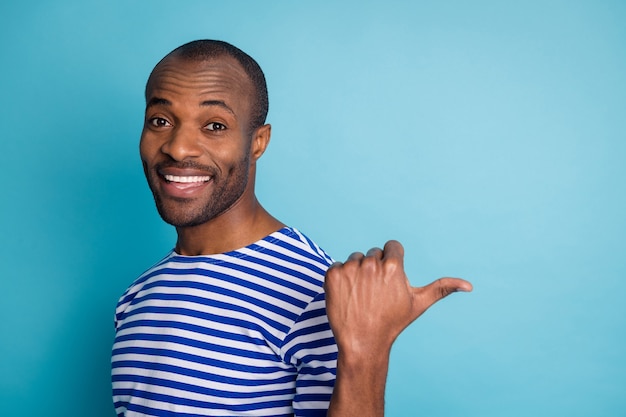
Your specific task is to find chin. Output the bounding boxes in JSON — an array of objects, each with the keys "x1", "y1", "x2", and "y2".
[{"x1": 156, "y1": 204, "x2": 211, "y2": 228}]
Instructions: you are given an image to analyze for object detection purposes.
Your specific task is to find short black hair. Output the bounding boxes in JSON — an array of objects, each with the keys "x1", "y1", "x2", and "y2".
[{"x1": 147, "y1": 40, "x2": 269, "y2": 134}]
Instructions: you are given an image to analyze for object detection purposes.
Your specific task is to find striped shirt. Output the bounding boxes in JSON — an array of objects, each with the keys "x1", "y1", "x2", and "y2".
[{"x1": 112, "y1": 227, "x2": 337, "y2": 416}]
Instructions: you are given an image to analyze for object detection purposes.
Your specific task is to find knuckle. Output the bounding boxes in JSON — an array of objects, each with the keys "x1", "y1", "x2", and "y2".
[
  {"x1": 343, "y1": 260, "x2": 360, "y2": 275},
  {"x1": 325, "y1": 263, "x2": 342, "y2": 278},
  {"x1": 347, "y1": 251, "x2": 364, "y2": 262},
  {"x1": 384, "y1": 257, "x2": 402, "y2": 273},
  {"x1": 366, "y1": 247, "x2": 382, "y2": 257},
  {"x1": 360, "y1": 256, "x2": 379, "y2": 273},
  {"x1": 436, "y1": 278, "x2": 454, "y2": 298}
]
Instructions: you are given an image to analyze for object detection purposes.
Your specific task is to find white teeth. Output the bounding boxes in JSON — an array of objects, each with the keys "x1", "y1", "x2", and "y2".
[{"x1": 164, "y1": 175, "x2": 211, "y2": 183}]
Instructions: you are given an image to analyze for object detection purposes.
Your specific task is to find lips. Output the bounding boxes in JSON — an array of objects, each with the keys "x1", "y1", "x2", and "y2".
[
  {"x1": 164, "y1": 174, "x2": 212, "y2": 184},
  {"x1": 156, "y1": 168, "x2": 214, "y2": 198}
]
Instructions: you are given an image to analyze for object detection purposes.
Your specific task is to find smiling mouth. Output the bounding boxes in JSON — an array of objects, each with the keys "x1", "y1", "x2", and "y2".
[
  {"x1": 162, "y1": 174, "x2": 213, "y2": 191},
  {"x1": 164, "y1": 174, "x2": 212, "y2": 183}
]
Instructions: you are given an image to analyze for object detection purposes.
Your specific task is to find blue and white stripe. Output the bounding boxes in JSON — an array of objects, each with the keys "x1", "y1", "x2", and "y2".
[{"x1": 112, "y1": 227, "x2": 337, "y2": 416}]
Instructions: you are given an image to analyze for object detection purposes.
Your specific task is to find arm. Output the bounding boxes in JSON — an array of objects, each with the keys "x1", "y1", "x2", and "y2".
[{"x1": 324, "y1": 241, "x2": 472, "y2": 417}]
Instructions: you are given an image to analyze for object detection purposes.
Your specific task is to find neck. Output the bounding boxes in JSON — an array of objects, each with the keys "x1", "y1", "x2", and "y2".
[{"x1": 174, "y1": 196, "x2": 284, "y2": 256}]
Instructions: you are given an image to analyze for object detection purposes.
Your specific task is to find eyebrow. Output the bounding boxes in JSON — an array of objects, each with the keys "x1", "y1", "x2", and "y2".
[
  {"x1": 200, "y1": 100, "x2": 235, "y2": 115},
  {"x1": 146, "y1": 97, "x2": 235, "y2": 115},
  {"x1": 146, "y1": 97, "x2": 171, "y2": 108}
]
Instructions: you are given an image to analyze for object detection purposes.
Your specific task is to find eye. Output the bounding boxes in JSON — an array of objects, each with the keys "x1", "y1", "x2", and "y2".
[
  {"x1": 148, "y1": 117, "x2": 172, "y2": 128},
  {"x1": 206, "y1": 122, "x2": 227, "y2": 131}
]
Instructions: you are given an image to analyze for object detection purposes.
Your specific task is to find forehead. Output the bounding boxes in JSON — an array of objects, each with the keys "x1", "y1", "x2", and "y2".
[{"x1": 146, "y1": 55, "x2": 253, "y2": 108}]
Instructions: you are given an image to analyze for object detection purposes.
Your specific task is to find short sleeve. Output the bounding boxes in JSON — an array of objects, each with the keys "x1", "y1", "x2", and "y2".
[{"x1": 281, "y1": 292, "x2": 337, "y2": 416}]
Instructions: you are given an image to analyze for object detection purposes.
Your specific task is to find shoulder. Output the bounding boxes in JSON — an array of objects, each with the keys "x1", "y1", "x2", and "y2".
[
  {"x1": 113, "y1": 250, "x2": 175, "y2": 322},
  {"x1": 265, "y1": 226, "x2": 335, "y2": 269}
]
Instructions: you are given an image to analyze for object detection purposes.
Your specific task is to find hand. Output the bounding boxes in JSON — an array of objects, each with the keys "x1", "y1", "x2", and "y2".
[{"x1": 324, "y1": 240, "x2": 472, "y2": 358}]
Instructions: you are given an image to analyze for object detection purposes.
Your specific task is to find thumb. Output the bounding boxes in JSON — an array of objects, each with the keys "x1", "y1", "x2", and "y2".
[{"x1": 410, "y1": 277, "x2": 473, "y2": 320}]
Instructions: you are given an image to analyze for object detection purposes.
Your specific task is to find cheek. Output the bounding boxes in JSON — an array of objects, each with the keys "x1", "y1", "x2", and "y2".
[
  {"x1": 141, "y1": 160, "x2": 149, "y2": 176},
  {"x1": 212, "y1": 144, "x2": 249, "y2": 169},
  {"x1": 139, "y1": 135, "x2": 156, "y2": 162}
]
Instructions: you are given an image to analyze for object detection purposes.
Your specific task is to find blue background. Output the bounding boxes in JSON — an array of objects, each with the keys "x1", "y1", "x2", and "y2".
[{"x1": 1, "y1": 1, "x2": 624, "y2": 416}]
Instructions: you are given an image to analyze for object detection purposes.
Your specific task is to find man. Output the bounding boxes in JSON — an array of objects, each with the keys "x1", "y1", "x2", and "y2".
[{"x1": 111, "y1": 40, "x2": 471, "y2": 417}]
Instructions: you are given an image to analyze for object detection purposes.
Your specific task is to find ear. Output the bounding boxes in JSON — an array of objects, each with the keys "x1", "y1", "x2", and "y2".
[{"x1": 251, "y1": 124, "x2": 271, "y2": 161}]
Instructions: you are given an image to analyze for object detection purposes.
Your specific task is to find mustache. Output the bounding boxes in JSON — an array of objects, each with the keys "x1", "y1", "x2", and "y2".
[{"x1": 154, "y1": 160, "x2": 218, "y2": 175}]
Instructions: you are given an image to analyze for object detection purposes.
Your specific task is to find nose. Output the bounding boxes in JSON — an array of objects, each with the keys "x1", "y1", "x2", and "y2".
[{"x1": 160, "y1": 125, "x2": 203, "y2": 161}]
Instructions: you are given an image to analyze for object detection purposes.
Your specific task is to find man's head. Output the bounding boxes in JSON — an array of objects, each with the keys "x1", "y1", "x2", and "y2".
[
  {"x1": 146, "y1": 40, "x2": 269, "y2": 135},
  {"x1": 140, "y1": 40, "x2": 272, "y2": 229}
]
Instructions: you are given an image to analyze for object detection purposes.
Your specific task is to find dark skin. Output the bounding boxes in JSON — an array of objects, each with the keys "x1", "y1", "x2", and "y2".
[
  {"x1": 140, "y1": 54, "x2": 283, "y2": 255},
  {"x1": 140, "y1": 53, "x2": 472, "y2": 416},
  {"x1": 325, "y1": 242, "x2": 472, "y2": 416}
]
